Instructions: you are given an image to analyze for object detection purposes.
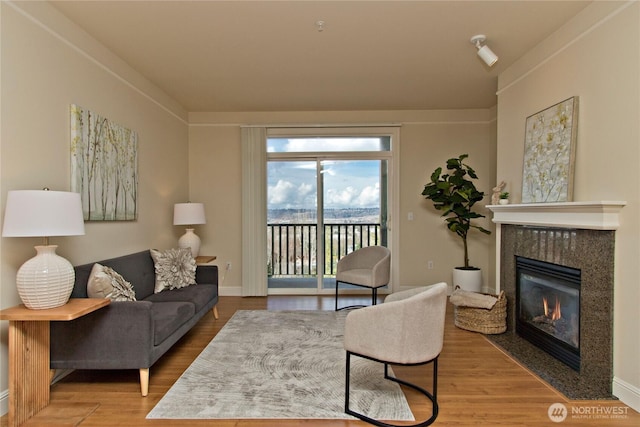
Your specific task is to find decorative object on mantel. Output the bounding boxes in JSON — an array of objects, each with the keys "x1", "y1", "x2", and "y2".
[
  {"x1": 451, "y1": 286, "x2": 507, "y2": 334},
  {"x1": 491, "y1": 181, "x2": 506, "y2": 205},
  {"x1": 2, "y1": 189, "x2": 85, "y2": 309},
  {"x1": 70, "y1": 104, "x2": 138, "y2": 221},
  {"x1": 499, "y1": 192, "x2": 510, "y2": 204},
  {"x1": 522, "y1": 96, "x2": 578, "y2": 203},
  {"x1": 421, "y1": 154, "x2": 491, "y2": 292},
  {"x1": 174, "y1": 202, "x2": 206, "y2": 257}
]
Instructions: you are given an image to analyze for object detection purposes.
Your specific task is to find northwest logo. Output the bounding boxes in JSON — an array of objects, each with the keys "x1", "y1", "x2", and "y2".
[{"x1": 548, "y1": 403, "x2": 568, "y2": 423}]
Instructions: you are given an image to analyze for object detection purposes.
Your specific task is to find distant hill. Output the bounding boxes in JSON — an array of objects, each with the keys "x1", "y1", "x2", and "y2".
[{"x1": 268, "y1": 208, "x2": 380, "y2": 224}]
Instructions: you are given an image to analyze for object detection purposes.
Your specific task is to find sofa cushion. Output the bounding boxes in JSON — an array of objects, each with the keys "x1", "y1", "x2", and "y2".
[
  {"x1": 87, "y1": 263, "x2": 137, "y2": 301},
  {"x1": 144, "y1": 284, "x2": 218, "y2": 313},
  {"x1": 150, "y1": 248, "x2": 197, "y2": 293},
  {"x1": 151, "y1": 301, "x2": 195, "y2": 346}
]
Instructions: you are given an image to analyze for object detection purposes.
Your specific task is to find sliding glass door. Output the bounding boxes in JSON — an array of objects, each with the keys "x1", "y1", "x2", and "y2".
[
  {"x1": 266, "y1": 130, "x2": 394, "y2": 294},
  {"x1": 320, "y1": 159, "x2": 388, "y2": 290},
  {"x1": 267, "y1": 160, "x2": 318, "y2": 290}
]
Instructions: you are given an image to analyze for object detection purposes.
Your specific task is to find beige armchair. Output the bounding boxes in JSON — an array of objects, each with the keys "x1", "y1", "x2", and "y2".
[
  {"x1": 335, "y1": 246, "x2": 391, "y2": 311},
  {"x1": 343, "y1": 282, "x2": 448, "y2": 427}
]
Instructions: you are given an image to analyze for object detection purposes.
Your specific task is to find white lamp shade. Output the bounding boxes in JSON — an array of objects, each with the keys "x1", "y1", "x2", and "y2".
[
  {"x1": 2, "y1": 190, "x2": 85, "y2": 237},
  {"x1": 173, "y1": 203, "x2": 206, "y2": 225},
  {"x1": 2, "y1": 190, "x2": 84, "y2": 309},
  {"x1": 477, "y1": 45, "x2": 498, "y2": 66}
]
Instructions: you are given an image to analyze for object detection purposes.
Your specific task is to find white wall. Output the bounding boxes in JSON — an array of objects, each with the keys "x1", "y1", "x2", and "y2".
[
  {"x1": 0, "y1": 1, "x2": 190, "y2": 413},
  {"x1": 496, "y1": 1, "x2": 640, "y2": 411}
]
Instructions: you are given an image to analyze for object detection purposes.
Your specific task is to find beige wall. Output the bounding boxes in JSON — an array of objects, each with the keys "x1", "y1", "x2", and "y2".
[
  {"x1": 188, "y1": 124, "x2": 242, "y2": 288},
  {"x1": 497, "y1": 1, "x2": 640, "y2": 409},
  {"x1": 188, "y1": 110, "x2": 496, "y2": 294},
  {"x1": 399, "y1": 116, "x2": 496, "y2": 290},
  {"x1": 0, "y1": 1, "x2": 189, "y2": 406}
]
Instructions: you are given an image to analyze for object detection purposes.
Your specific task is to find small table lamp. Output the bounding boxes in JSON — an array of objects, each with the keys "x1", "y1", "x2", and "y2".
[
  {"x1": 173, "y1": 202, "x2": 206, "y2": 257},
  {"x1": 2, "y1": 189, "x2": 85, "y2": 309}
]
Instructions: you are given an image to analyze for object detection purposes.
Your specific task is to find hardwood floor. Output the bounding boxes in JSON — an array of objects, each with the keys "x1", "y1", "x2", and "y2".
[{"x1": 2, "y1": 295, "x2": 638, "y2": 426}]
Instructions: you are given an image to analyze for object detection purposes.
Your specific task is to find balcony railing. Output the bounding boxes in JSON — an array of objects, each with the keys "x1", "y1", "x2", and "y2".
[{"x1": 267, "y1": 223, "x2": 382, "y2": 277}]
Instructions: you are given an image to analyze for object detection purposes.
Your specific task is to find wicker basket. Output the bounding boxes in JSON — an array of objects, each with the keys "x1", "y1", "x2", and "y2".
[{"x1": 454, "y1": 291, "x2": 507, "y2": 334}]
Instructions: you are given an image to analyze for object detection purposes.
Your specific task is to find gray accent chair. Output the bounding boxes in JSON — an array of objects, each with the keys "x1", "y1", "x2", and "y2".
[
  {"x1": 335, "y1": 246, "x2": 391, "y2": 311},
  {"x1": 343, "y1": 282, "x2": 448, "y2": 427}
]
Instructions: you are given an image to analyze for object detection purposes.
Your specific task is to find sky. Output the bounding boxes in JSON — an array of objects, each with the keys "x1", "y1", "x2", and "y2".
[{"x1": 267, "y1": 137, "x2": 387, "y2": 211}]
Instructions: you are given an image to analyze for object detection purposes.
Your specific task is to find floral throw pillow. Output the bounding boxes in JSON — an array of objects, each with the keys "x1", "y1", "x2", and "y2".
[
  {"x1": 150, "y1": 248, "x2": 197, "y2": 293},
  {"x1": 87, "y1": 263, "x2": 137, "y2": 301}
]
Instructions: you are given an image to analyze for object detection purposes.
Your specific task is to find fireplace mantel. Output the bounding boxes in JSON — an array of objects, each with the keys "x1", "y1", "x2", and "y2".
[{"x1": 487, "y1": 201, "x2": 626, "y2": 230}]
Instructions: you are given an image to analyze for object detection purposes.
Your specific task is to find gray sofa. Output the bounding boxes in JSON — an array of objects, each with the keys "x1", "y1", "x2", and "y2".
[{"x1": 50, "y1": 250, "x2": 219, "y2": 396}]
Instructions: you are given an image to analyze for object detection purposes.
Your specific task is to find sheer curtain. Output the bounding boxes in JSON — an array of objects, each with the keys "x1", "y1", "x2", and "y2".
[{"x1": 241, "y1": 127, "x2": 268, "y2": 296}]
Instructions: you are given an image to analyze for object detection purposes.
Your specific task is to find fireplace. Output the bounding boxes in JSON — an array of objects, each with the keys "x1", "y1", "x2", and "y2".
[
  {"x1": 491, "y1": 223, "x2": 615, "y2": 399},
  {"x1": 516, "y1": 256, "x2": 580, "y2": 371},
  {"x1": 485, "y1": 201, "x2": 624, "y2": 399}
]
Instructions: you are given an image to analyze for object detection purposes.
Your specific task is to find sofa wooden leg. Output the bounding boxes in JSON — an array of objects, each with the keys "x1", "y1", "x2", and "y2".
[
  {"x1": 212, "y1": 305, "x2": 219, "y2": 320},
  {"x1": 140, "y1": 368, "x2": 149, "y2": 397}
]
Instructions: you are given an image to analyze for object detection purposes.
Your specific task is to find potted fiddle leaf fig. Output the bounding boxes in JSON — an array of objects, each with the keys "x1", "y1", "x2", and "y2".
[{"x1": 421, "y1": 154, "x2": 491, "y2": 292}]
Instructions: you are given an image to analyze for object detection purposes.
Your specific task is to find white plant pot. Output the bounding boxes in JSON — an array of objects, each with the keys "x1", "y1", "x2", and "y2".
[
  {"x1": 452, "y1": 268, "x2": 483, "y2": 293},
  {"x1": 499, "y1": 199, "x2": 509, "y2": 205}
]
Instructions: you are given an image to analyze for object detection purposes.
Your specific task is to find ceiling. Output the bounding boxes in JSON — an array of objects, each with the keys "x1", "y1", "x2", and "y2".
[{"x1": 48, "y1": 1, "x2": 591, "y2": 112}]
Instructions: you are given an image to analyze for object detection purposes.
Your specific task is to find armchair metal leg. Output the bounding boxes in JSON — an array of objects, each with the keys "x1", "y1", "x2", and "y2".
[
  {"x1": 335, "y1": 281, "x2": 380, "y2": 311},
  {"x1": 345, "y1": 351, "x2": 439, "y2": 427}
]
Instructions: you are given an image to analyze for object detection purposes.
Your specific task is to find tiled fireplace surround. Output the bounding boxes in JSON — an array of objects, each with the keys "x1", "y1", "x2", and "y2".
[{"x1": 487, "y1": 202, "x2": 625, "y2": 399}]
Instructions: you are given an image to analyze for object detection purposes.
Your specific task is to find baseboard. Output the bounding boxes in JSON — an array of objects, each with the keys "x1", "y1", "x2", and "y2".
[
  {"x1": 613, "y1": 376, "x2": 640, "y2": 413},
  {"x1": 219, "y1": 286, "x2": 398, "y2": 297},
  {"x1": 219, "y1": 286, "x2": 242, "y2": 296},
  {"x1": 221, "y1": 284, "x2": 489, "y2": 298},
  {"x1": 0, "y1": 388, "x2": 7, "y2": 417}
]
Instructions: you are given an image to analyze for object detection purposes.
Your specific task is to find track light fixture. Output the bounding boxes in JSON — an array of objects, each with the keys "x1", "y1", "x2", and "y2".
[{"x1": 470, "y1": 34, "x2": 498, "y2": 67}]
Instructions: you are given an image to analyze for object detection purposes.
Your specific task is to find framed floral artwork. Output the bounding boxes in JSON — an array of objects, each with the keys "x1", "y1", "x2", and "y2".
[
  {"x1": 70, "y1": 104, "x2": 138, "y2": 220},
  {"x1": 522, "y1": 97, "x2": 578, "y2": 203}
]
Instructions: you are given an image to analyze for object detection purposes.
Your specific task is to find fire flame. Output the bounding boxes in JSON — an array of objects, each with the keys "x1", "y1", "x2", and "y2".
[{"x1": 542, "y1": 296, "x2": 562, "y2": 321}]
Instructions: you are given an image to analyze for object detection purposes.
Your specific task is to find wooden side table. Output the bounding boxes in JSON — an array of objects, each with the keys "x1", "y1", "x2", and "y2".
[
  {"x1": 0, "y1": 298, "x2": 110, "y2": 427},
  {"x1": 195, "y1": 255, "x2": 216, "y2": 265},
  {"x1": 194, "y1": 256, "x2": 219, "y2": 319}
]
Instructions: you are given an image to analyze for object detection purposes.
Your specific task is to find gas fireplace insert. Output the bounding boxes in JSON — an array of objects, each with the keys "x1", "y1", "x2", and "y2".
[{"x1": 516, "y1": 256, "x2": 581, "y2": 371}]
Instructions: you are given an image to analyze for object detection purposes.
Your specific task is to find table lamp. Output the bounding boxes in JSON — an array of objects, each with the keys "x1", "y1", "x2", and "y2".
[
  {"x1": 173, "y1": 202, "x2": 206, "y2": 257},
  {"x1": 2, "y1": 189, "x2": 85, "y2": 309}
]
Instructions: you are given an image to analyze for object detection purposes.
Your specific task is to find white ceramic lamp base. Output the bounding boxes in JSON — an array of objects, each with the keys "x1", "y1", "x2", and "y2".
[
  {"x1": 16, "y1": 245, "x2": 75, "y2": 309},
  {"x1": 178, "y1": 228, "x2": 201, "y2": 258}
]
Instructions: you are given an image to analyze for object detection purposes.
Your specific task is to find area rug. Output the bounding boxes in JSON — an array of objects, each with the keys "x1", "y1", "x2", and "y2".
[{"x1": 147, "y1": 310, "x2": 414, "y2": 420}]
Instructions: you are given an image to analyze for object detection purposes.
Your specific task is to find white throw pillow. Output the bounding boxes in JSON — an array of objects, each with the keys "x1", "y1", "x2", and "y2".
[
  {"x1": 150, "y1": 248, "x2": 197, "y2": 293},
  {"x1": 87, "y1": 263, "x2": 137, "y2": 301}
]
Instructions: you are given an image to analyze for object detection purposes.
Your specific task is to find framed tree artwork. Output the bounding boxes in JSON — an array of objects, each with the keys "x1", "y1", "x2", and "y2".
[
  {"x1": 522, "y1": 97, "x2": 578, "y2": 203},
  {"x1": 70, "y1": 104, "x2": 138, "y2": 221}
]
